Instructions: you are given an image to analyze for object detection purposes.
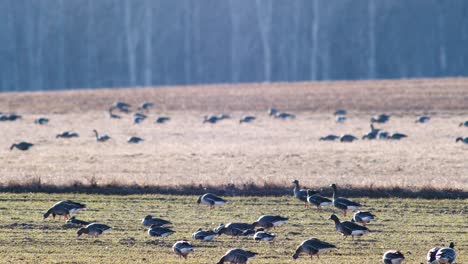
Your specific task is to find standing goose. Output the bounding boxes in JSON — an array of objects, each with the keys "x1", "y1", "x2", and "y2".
[
  {"x1": 268, "y1": 107, "x2": 279, "y2": 116},
  {"x1": 93, "y1": 130, "x2": 110, "y2": 142},
  {"x1": 330, "y1": 183, "x2": 361, "y2": 216},
  {"x1": 292, "y1": 238, "x2": 336, "y2": 260},
  {"x1": 459, "y1": 121, "x2": 468, "y2": 127},
  {"x1": 141, "y1": 215, "x2": 171, "y2": 227},
  {"x1": 382, "y1": 250, "x2": 405, "y2": 264},
  {"x1": 192, "y1": 228, "x2": 216, "y2": 241},
  {"x1": 292, "y1": 180, "x2": 308, "y2": 208},
  {"x1": 148, "y1": 225, "x2": 175, "y2": 238},
  {"x1": 427, "y1": 242, "x2": 456, "y2": 264},
  {"x1": 10, "y1": 142, "x2": 33, "y2": 151},
  {"x1": 34, "y1": 117, "x2": 49, "y2": 125},
  {"x1": 197, "y1": 193, "x2": 226, "y2": 209},
  {"x1": 127, "y1": 136, "x2": 143, "y2": 143},
  {"x1": 56, "y1": 131, "x2": 79, "y2": 138},
  {"x1": 77, "y1": 223, "x2": 112, "y2": 238},
  {"x1": 138, "y1": 102, "x2": 154, "y2": 111},
  {"x1": 353, "y1": 211, "x2": 376, "y2": 226},
  {"x1": 172, "y1": 241, "x2": 194, "y2": 259},
  {"x1": 252, "y1": 215, "x2": 288, "y2": 229},
  {"x1": 108, "y1": 108, "x2": 121, "y2": 119},
  {"x1": 111, "y1": 101, "x2": 131, "y2": 113},
  {"x1": 371, "y1": 114, "x2": 390, "y2": 123},
  {"x1": 362, "y1": 124, "x2": 380, "y2": 140},
  {"x1": 253, "y1": 229, "x2": 275, "y2": 241},
  {"x1": 43, "y1": 200, "x2": 86, "y2": 220},
  {"x1": 307, "y1": 190, "x2": 332, "y2": 210},
  {"x1": 319, "y1": 135, "x2": 340, "y2": 141},
  {"x1": 340, "y1": 134, "x2": 358, "y2": 142},
  {"x1": 215, "y1": 223, "x2": 254, "y2": 237},
  {"x1": 217, "y1": 248, "x2": 257, "y2": 264},
  {"x1": 239, "y1": 116, "x2": 256, "y2": 124},
  {"x1": 455, "y1": 137, "x2": 468, "y2": 144},
  {"x1": 66, "y1": 216, "x2": 90, "y2": 226},
  {"x1": 329, "y1": 214, "x2": 370, "y2": 239}
]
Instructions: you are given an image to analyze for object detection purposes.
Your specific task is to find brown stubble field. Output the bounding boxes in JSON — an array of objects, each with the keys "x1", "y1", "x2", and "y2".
[{"x1": 0, "y1": 78, "x2": 467, "y2": 191}]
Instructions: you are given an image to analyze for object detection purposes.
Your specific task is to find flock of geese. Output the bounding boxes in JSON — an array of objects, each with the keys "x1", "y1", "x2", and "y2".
[{"x1": 41, "y1": 181, "x2": 457, "y2": 263}]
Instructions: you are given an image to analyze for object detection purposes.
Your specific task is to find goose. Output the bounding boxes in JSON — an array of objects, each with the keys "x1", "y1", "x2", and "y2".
[
  {"x1": 320, "y1": 135, "x2": 340, "y2": 141},
  {"x1": 455, "y1": 137, "x2": 468, "y2": 144},
  {"x1": 362, "y1": 124, "x2": 380, "y2": 140},
  {"x1": 292, "y1": 238, "x2": 336, "y2": 260},
  {"x1": 390, "y1": 133, "x2": 407, "y2": 140},
  {"x1": 353, "y1": 211, "x2": 376, "y2": 226},
  {"x1": 459, "y1": 121, "x2": 468, "y2": 127},
  {"x1": 416, "y1": 116, "x2": 431, "y2": 123},
  {"x1": 382, "y1": 250, "x2": 405, "y2": 264},
  {"x1": 336, "y1": 116, "x2": 346, "y2": 123},
  {"x1": 275, "y1": 112, "x2": 296, "y2": 119},
  {"x1": 10, "y1": 142, "x2": 33, "y2": 151},
  {"x1": 108, "y1": 108, "x2": 121, "y2": 119},
  {"x1": 148, "y1": 225, "x2": 175, "y2": 238},
  {"x1": 93, "y1": 130, "x2": 110, "y2": 142},
  {"x1": 141, "y1": 215, "x2": 172, "y2": 227},
  {"x1": 371, "y1": 114, "x2": 390, "y2": 123},
  {"x1": 0, "y1": 114, "x2": 8, "y2": 121},
  {"x1": 77, "y1": 223, "x2": 112, "y2": 238},
  {"x1": 155, "y1": 117, "x2": 170, "y2": 124},
  {"x1": 66, "y1": 216, "x2": 90, "y2": 226},
  {"x1": 128, "y1": 136, "x2": 143, "y2": 143},
  {"x1": 252, "y1": 215, "x2": 288, "y2": 229},
  {"x1": 217, "y1": 114, "x2": 231, "y2": 120},
  {"x1": 427, "y1": 242, "x2": 456, "y2": 264},
  {"x1": 215, "y1": 223, "x2": 254, "y2": 237},
  {"x1": 268, "y1": 107, "x2": 278, "y2": 116},
  {"x1": 192, "y1": 228, "x2": 216, "y2": 241},
  {"x1": 133, "y1": 113, "x2": 147, "y2": 124},
  {"x1": 43, "y1": 200, "x2": 86, "y2": 220},
  {"x1": 340, "y1": 134, "x2": 358, "y2": 142},
  {"x1": 203, "y1": 115, "x2": 219, "y2": 124},
  {"x1": 56, "y1": 131, "x2": 79, "y2": 138},
  {"x1": 1, "y1": 113, "x2": 21, "y2": 121},
  {"x1": 329, "y1": 214, "x2": 370, "y2": 239},
  {"x1": 173, "y1": 241, "x2": 194, "y2": 259},
  {"x1": 217, "y1": 248, "x2": 257, "y2": 264},
  {"x1": 239, "y1": 116, "x2": 256, "y2": 124},
  {"x1": 138, "y1": 102, "x2": 154, "y2": 111},
  {"x1": 334, "y1": 109, "x2": 347, "y2": 116},
  {"x1": 34, "y1": 117, "x2": 49, "y2": 125},
  {"x1": 292, "y1": 180, "x2": 308, "y2": 207},
  {"x1": 197, "y1": 193, "x2": 226, "y2": 209},
  {"x1": 253, "y1": 229, "x2": 275, "y2": 241},
  {"x1": 111, "y1": 101, "x2": 131, "y2": 113},
  {"x1": 307, "y1": 190, "x2": 332, "y2": 210},
  {"x1": 377, "y1": 131, "x2": 390, "y2": 139},
  {"x1": 330, "y1": 183, "x2": 361, "y2": 216}
]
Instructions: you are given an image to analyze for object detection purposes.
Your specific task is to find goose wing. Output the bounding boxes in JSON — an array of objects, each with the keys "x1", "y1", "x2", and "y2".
[
  {"x1": 436, "y1": 248, "x2": 456, "y2": 262},
  {"x1": 87, "y1": 223, "x2": 112, "y2": 231},
  {"x1": 203, "y1": 193, "x2": 226, "y2": 203},
  {"x1": 341, "y1": 221, "x2": 368, "y2": 232},
  {"x1": 305, "y1": 238, "x2": 336, "y2": 250},
  {"x1": 334, "y1": 197, "x2": 361, "y2": 208}
]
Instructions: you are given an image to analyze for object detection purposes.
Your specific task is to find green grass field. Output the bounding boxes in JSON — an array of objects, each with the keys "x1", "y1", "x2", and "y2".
[{"x1": 0, "y1": 193, "x2": 465, "y2": 263}]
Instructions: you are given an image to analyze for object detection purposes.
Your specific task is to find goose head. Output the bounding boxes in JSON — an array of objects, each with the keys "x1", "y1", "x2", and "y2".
[
  {"x1": 9, "y1": 144, "x2": 16, "y2": 151},
  {"x1": 328, "y1": 214, "x2": 340, "y2": 223},
  {"x1": 144, "y1": 215, "x2": 153, "y2": 220},
  {"x1": 449, "y1": 242, "x2": 455, "y2": 248},
  {"x1": 196, "y1": 195, "x2": 203, "y2": 204},
  {"x1": 330, "y1": 183, "x2": 337, "y2": 190},
  {"x1": 292, "y1": 179, "x2": 299, "y2": 186},
  {"x1": 77, "y1": 227, "x2": 87, "y2": 237}
]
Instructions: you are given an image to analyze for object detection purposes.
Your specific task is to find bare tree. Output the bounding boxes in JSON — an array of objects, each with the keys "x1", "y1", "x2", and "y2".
[{"x1": 255, "y1": 0, "x2": 273, "y2": 82}]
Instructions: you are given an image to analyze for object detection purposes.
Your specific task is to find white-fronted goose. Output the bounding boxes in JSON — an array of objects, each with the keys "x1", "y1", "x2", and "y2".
[
  {"x1": 390, "y1": 133, "x2": 407, "y2": 140},
  {"x1": 215, "y1": 223, "x2": 254, "y2": 237},
  {"x1": 111, "y1": 101, "x2": 131, "y2": 113},
  {"x1": 292, "y1": 238, "x2": 336, "y2": 260},
  {"x1": 43, "y1": 200, "x2": 86, "y2": 220},
  {"x1": 217, "y1": 114, "x2": 231, "y2": 120},
  {"x1": 292, "y1": 180, "x2": 308, "y2": 207},
  {"x1": 203, "y1": 115, "x2": 219, "y2": 124},
  {"x1": 416, "y1": 116, "x2": 431, "y2": 123},
  {"x1": 353, "y1": 211, "x2": 376, "y2": 226},
  {"x1": 253, "y1": 229, "x2": 275, "y2": 241},
  {"x1": 56, "y1": 131, "x2": 79, "y2": 138},
  {"x1": 362, "y1": 124, "x2": 380, "y2": 140},
  {"x1": 34, "y1": 117, "x2": 49, "y2": 125},
  {"x1": 239, "y1": 116, "x2": 256, "y2": 124},
  {"x1": 427, "y1": 242, "x2": 456, "y2": 264},
  {"x1": 10, "y1": 142, "x2": 33, "y2": 151},
  {"x1": 192, "y1": 228, "x2": 216, "y2": 241},
  {"x1": 128, "y1": 137, "x2": 143, "y2": 143},
  {"x1": 320, "y1": 135, "x2": 340, "y2": 141},
  {"x1": 329, "y1": 214, "x2": 370, "y2": 239},
  {"x1": 197, "y1": 193, "x2": 226, "y2": 209},
  {"x1": 340, "y1": 134, "x2": 358, "y2": 142},
  {"x1": 77, "y1": 223, "x2": 112, "y2": 237},
  {"x1": 336, "y1": 116, "x2": 346, "y2": 123},
  {"x1": 334, "y1": 109, "x2": 347, "y2": 116},
  {"x1": 108, "y1": 108, "x2": 121, "y2": 119},
  {"x1": 268, "y1": 107, "x2": 278, "y2": 116},
  {"x1": 133, "y1": 113, "x2": 147, "y2": 124},
  {"x1": 371, "y1": 114, "x2": 390, "y2": 123},
  {"x1": 173, "y1": 241, "x2": 194, "y2": 259},
  {"x1": 382, "y1": 250, "x2": 405, "y2": 264},
  {"x1": 155, "y1": 117, "x2": 170, "y2": 124},
  {"x1": 148, "y1": 225, "x2": 175, "y2": 238},
  {"x1": 217, "y1": 248, "x2": 257, "y2": 264},
  {"x1": 275, "y1": 112, "x2": 296, "y2": 119},
  {"x1": 377, "y1": 131, "x2": 390, "y2": 139},
  {"x1": 307, "y1": 190, "x2": 332, "y2": 210},
  {"x1": 456, "y1": 137, "x2": 468, "y2": 144},
  {"x1": 138, "y1": 102, "x2": 154, "y2": 111},
  {"x1": 0, "y1": 113, "x2": 21, "y2": 121},
  {"x1": 66, "y1": 216, "x2": 90, "y2": 226},
  {"x1": 459, "y1": 121, "x2": 468, "y2": 127},
  {"x1": 141, "y1": 215, "x2": 171, "y2": 227},
  {"x1": 252, "y1": 215, "x2": 288, "y2": 229},
  {"x1": 330, "y1": 183, "x2": 361, "y2": 216},
  {"x1": 93, "y1": 130, "x2": 110, "y2": 142}
]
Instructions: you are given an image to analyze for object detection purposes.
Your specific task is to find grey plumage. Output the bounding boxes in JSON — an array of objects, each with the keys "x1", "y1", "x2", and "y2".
[
  {"x1": 10, "y1": 141, "x2": 33, "y2": 151},
  {"x1": 319, "y1": 135, "x2": 340, "y2": 141},
  {"x1": 382, "y1": 250, "x2": 405, "y2": 264},
  {"x1": 141, "y1": 215, "x2": 171, "y2": 227},
  {"x1": 217, "y1": 248, "x2": 257, "y2": 264},
  {"x1": 252, "y1": 215, "x2": 288, "y2": 229},
  {"x1": 292, "y1": 238, "x2": 336, "y2": 260},
  {"x1": 192, "y1": 228, "x2": 216, "y2": 241},
  {"x1": 77, "y1": 223, "x2": 112, "y2": 237},
  {"x1": 43, "y1": 200, "x2": 86, "y2": 220},
  {"x1": 329, "y1": 214, "x2": 370, "y2": 239}
]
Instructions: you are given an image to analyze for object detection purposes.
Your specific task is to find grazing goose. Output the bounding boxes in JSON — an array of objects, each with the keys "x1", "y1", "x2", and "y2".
[
  {"x1": 34, "y1": 117, "x2": 49, "y2": 125},
  {"x1": 148, "y1": 225, "x2": 175, "y2": 238},
  {"x1": 377, "y1": 131, "x2": 390, "y2": 139},
  {"x1": 93, "y1": 130, "x2": 110, "y2": 142},
  {"x1": 330, "y1": 183, "x2": 361, "y2": 216},
  {"x1": 292, "y1": 238, "x2": 336, "y2": 260},
  {"x1": 155, "y1": 117, "x2": 170, "y2": 124},
  {"x1": 173, "y1": 241, "x2": 194, "y2": 259},
  {"x1": 56, "y1": 131, "x2": 79, "y2": 138},
  {"x1": 138, "y1": 102, "x2": 154, "y2": 111},
  {"x1": 275, "y1": 112, "x2": 296, "y2": 119},
  {"x1": 340, "y1": 134, "x2": 358, "y2": 142},
  {"x1": 455, "y1": 137, "x2": 468, "y2": 144},
  {"x1": 390, "y1": 133, "x2": 407, "y2": 140},
  {"x1": 128, "y1": 136, "x2": 143, "y2": 143},
  {"x1": 382, "y1": 250, "x2": 405, "y2": 264},
  {"x1": 416, "y1": 116, "x2": 431, "y2": 123},
  {"x1": 43, "y1": 200, "x2": 86, "y2": 220},
  {"x1": 292, "y1": 180, "x2": 308, "y2": 207},
  {"x1": 215, "y1": 223, "x2": 254, "y2": 237},
  {"x1": 108, "y1": 108, "x2": 121, "y2": 119},
  {"x1": 0, "y1": 113, "x2": 21, "y2": 121},
  {"x1": 192, "y1": 228, "x2": 216, "y2": 241},
  {"x1": 320, "y1": 135, "x2": 340, "y2": 141},
  {"x1": 197, "y1": 193, "x2": 226, "y2": 209},
  {"x1": 141, "y1": 215, "x2": 172, "y2": 227},
  {"x1": 329, "y1": 214, "x2": 370, "y2": 239},
  {"x1": 253, "y1": 229, "x2": 275, "y2": 241},
  {"x1": 217, "y1": 114, "x2": 231, "y2": 120},
  {"x1": 336, "y1": 115, "x2": 346, "y2": 123},
  {"x1": 353, "y1": 211, "x2": 376, "y2": 226},
  {"x1": 133, "y1": 113, "x2": 147, "y2": 124},
  {"x1": 77, "y1": 223, "x2": 112, "y2": 238},
  {"x1": 459, "y1": 121, "x2": 468, "y2": 127},
  {"x1": 427, "y1": 242, "x2": 456, "y2": 264},
  {"x1": 111, "y1": 101, "x2": 131, "y2": 113},
  {"x1": 10, "y1": 141, "x2": 33, "y2": 151},
  {"x1": 239, "y1": 116, "x2": 256, "y2": 124},
  {"x1": 203, "y1": 115, "x2": 219, "y2": 124},
  {"x1": 307, "y1": 190, "x2": 332, "y2": 210},
  {"x1": 217, "y1": 248, "x2": 257, "y2": 264},
  {"x1": 66, "y1": 216, "x2": 90, "y2": 226},
  {"x1": 268, "y1": 107, "x2": 279, "y2": 116},
  {"x1": 252, "y1": 215, "x2": 288, "y2": 229},
  {"x1": 334, "y1": 109, "x2": 347, "y2": 116},
  {"x1": 371, "y1": 114, "x2": 390, "y2": 123}
]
